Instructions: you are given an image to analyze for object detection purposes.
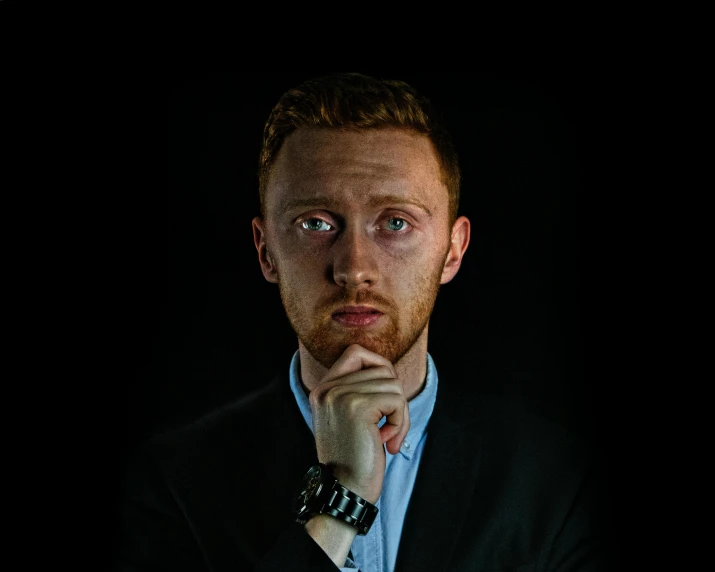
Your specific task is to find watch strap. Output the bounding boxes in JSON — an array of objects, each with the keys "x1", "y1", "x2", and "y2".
[
  {"x1": 295, "y1": 463, "x2": 379, "y2": 536},
  {"x1": 321, "y1": 480, "x2": 379, "y2": 535}
]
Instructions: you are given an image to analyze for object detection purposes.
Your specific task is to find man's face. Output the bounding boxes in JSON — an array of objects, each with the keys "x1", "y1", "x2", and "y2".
[{"x1": 253, "y1": 127, "x2": 466, "y2": 369}]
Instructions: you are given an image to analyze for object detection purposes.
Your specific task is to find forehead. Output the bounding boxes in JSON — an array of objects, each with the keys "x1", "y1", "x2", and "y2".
[{"x1": 265, "y1": 127, "x2": 447, "y2": 215}]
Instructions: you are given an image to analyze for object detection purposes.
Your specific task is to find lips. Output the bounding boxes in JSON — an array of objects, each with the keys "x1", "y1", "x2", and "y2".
[
  {"x1": 331, "y1": 305, "x2": 382, "y2": 316},
  {"x1": 331, "y1": 306, "x2": 383, "y2": 327}
]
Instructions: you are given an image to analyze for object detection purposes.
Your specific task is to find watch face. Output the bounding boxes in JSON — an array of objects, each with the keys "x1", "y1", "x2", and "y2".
[{"x1": 293, "y1": 465, "x2": 324, "y2": 515}]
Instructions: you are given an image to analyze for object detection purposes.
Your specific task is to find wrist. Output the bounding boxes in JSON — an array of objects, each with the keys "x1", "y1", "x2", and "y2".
[
  {"x1": 331, "y1": 466, "x2": 380, "y2": 506},
  {"x1": 304, "y1": 514, "x2": 358, "y2": 568},
  {"x1": 294, "y1": 463, "x2": 379, "y2": 536}
]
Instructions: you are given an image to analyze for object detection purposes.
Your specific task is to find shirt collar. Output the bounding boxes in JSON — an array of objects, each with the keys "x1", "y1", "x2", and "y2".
[{"x1": 288, "y1": 350, "x2": 438, "y2": 461}]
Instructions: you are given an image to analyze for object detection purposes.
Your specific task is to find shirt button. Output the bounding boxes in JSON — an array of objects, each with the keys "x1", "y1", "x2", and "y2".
[{"x1": 402, "y1": 440, "x2": 410, "y2": 449}]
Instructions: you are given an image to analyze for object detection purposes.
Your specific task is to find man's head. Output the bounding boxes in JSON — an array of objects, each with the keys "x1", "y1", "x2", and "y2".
[
  {"x1": 252, "y1": 73, "x2": 470, "y2": 370},
  {"x1": 258, "y1": 73, "x2": 462, "y2": 227}
]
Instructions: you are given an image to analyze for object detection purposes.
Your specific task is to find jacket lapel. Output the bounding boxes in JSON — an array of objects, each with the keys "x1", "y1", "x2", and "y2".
[{"x1": 394, "y1": 376, "x2": 484, "y2": 572}]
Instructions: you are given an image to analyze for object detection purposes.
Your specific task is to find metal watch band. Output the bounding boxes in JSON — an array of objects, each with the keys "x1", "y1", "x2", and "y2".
[{"x1": 321, "y1": 481, "x2": 379, "y2": 536}]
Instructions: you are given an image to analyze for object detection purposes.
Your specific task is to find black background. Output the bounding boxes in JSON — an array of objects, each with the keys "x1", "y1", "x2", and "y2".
[{"x1": 106, "y1": 71, "x2": 629, "y2": 564}]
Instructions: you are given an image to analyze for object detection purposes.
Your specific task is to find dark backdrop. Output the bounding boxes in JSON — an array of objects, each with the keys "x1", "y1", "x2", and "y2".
[
  {"x1": 152, "y1": 71, "x2": 593, "y2": 437},
  {"x1": 107, "y1": 71, "x2": 625, "y2": 562}
]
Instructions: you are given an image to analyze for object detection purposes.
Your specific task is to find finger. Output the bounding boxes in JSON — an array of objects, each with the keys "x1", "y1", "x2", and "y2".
[
  {"x1": 374, "y1": 394, "x2": 408, "y2": 440},
  {"x1": 318, "y1": 366, "x2": 398, "y2": 391},
  {"x1": 321, "y1": 344, "x2": 397, "y2": 384},
  {"x1": 310, "y1": 368, "x2": 401, "y2": 408},
  {"x1": 385, "y1": 400, "x2": 411, "y2": 454},
  {"x1": 328, "y1": 391, "x2": 406, "y2": 427}
]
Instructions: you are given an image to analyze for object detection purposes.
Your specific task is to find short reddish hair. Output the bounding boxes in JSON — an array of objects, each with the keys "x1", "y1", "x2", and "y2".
[{"x1": 259, "y1": 72, "x2": 461, "y2": 225}]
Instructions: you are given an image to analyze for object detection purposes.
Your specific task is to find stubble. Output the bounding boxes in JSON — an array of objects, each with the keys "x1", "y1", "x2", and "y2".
[{"x1": 277, "y1": 260, "x2": 444, "y2": 369}]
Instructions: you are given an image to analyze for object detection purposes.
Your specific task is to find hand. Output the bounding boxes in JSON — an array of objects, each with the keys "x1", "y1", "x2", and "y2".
[{"x1": 308, "y1": 344, "x2": 411, "y2": 505}]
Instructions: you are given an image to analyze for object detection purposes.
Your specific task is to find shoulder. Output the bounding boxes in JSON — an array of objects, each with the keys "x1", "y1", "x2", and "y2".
[
  {"x1": 124, "y1": 374, "x2": 290, "y2": 478},
  {"x1": 452, "y1": 392, "x2": 604, "y2": 516},
  {"x1": 476, "y1": 393, "x2": 588, "y2": 447},
  {"x1": 439, "y1": 386, "x2": 597, "y2": 477},
  {"x1": 486, "y1": 394, "x2": 593, "y2": 468}
]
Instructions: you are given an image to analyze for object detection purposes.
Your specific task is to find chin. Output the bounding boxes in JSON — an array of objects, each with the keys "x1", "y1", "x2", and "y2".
[{"x1": 302, "y1": 331, "x2": 410, "y2": 369}]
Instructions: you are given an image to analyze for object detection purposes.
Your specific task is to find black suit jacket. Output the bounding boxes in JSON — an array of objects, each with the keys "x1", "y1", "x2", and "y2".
[{"x1": 111, "y1": 368, "x2": 613, "y2": 571}]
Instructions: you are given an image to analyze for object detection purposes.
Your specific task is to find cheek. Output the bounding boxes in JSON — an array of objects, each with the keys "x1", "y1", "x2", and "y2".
[
  {"x1": 273, "y1": 235, "x2": 326, "y2": 266},
  {"x1": 280, "y1": 232, "x2": 329, "y2": 259},
  {"x1": 396, "y1": 243, "x2": 445, "y2": 272},
  {"x1": 275, "y1": 252, "x2": 326, "y2": 291}
]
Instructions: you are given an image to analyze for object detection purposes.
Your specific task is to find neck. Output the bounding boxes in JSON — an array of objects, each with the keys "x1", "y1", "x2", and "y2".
[{"x1": 297, "y1": 328, "x2": 430, "y2": 401}]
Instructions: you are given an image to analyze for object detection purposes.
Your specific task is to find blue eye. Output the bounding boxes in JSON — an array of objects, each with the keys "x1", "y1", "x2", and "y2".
[
  {"x1": 300, "y1": 217, "x2": 409, "y2": 233},
  {"x1": 301, "y1": 219, "x2": 333, "y2": 232},
  {"x1": 386, "y1": 217, "x2": 409, "y2": 231}
]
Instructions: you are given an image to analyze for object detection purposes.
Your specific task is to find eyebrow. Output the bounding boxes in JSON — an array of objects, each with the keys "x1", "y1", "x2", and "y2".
[{"x1": 281, "y1": 195, "x2": 432, "y2": 216}]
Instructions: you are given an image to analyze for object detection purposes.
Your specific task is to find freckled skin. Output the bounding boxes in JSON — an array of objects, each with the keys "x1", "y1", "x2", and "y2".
[{"x1": 253, "y1": 127, "x2": 470, "y2": 400}]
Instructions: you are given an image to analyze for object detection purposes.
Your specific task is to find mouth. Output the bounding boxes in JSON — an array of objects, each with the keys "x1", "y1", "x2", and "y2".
[{"x1": 331, "y1": 306, "x2": 384, "y2": 327}]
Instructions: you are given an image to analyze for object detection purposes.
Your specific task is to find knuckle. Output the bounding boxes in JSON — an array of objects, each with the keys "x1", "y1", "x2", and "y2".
[
  {"x1": 380, "y1": 365, "x2": 397, "y2": 379},
  {"x1": 323, "y1": 388, "x2": 338, "y2": 407},
  {"x1": 345, "y1": 395, "x2": 365, "y2": 417},
  {"x1": 309, "y1": 384, "x2": 330, "y2": 407},
  {"x1": 386, "y1": 379, "x2": 403, "y2": 394}
]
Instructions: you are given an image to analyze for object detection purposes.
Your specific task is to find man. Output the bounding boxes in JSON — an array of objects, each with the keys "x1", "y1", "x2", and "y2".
[{"x1": 113, "y1": 73, "x2": 610, "y2": 571}]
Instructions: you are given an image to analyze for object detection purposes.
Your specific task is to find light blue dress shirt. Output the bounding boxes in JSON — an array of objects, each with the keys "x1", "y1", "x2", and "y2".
[{"x1": 288, "y1": 350, "x2": 439, "y2": 572}]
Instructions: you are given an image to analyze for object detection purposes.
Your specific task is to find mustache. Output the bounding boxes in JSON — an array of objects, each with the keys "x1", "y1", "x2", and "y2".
[{"x1": 320, "y1": 290, "x2": 395, "y2": 314}]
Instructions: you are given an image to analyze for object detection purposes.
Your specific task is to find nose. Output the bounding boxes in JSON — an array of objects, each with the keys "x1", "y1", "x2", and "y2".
[{"x1": 332, "y1": 226, "x2": 379, "y2": 288}]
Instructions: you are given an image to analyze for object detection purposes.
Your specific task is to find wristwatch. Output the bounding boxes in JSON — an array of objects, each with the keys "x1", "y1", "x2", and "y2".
[{"x1": 293, "y1": 463, "x2": 379, "y2": 535}]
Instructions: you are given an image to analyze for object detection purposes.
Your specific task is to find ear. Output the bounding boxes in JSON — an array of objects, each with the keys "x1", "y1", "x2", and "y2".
[
  {"x1": 440, "y1": 215, "x2": 471, "y2": 284},
  {"x1": 252, "y1": 217, "x2": 279, "y2": 283}
]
